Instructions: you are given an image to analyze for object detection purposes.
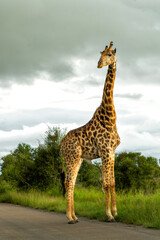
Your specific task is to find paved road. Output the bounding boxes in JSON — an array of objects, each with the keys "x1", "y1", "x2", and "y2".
[{"x1": 0, "y1": 203, "x2": 160, "y2": 240}]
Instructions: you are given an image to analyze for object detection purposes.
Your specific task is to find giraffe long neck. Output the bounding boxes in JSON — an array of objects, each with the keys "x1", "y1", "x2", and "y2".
[{"x1": 100, "y1": 62, "x2": 117, "y2": 125}]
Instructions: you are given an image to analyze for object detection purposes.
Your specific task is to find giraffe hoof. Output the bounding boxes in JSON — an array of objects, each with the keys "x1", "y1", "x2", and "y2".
[
  {"x1": 74, "y1": 219, "x2": 79, "y2": 223},
  {"x1": 68, "y1": 220, "x2": 76, "y2": 224},
  {"x1": 108, "y1": 218, "x2": 116, "y2": 222}
]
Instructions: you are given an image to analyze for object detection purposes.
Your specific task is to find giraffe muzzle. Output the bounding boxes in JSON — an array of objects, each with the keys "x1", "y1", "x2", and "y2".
[{"x1": 97, "y1": 63, "x2": 103, "y2": 68}]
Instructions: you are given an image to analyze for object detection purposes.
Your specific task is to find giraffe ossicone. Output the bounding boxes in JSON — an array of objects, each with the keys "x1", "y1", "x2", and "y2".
[{"x1": 60, "y1": 41, "x2": 120, "y2": 224}]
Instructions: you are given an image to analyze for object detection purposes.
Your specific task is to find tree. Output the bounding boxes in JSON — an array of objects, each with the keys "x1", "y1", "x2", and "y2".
[
  {"x1": 78, "y1": 161, "x2": 102, "y2": 187},
  {"x1": 1, "y1": 127, "x2": 160, "y2": 194},
  {"x1": 33, "y1": 127, "x2": 65, "y2": 190},
  {"x1": 1, "y1": 127, "x2": 66, "y2": 191},
  {"x1": 115, "y1": 152, "x2": 160, "y2": 191},
  {"x1": 1, "y1": 143, "x2": 35, "y2": 189}
]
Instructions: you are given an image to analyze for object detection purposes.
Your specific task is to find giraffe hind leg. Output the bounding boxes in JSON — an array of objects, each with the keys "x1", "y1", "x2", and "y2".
[
  {"x1": 65, "y1": 156, "x2": 83, "y2": 224},
  {"x1": 65, "y1": 178, "x2": 74, "y2": 223},
  {"x1": 71, "y1": 158, "x2": 83, "y2": 223}
]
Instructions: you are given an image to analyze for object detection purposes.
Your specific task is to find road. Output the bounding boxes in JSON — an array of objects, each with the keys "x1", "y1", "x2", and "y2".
[{"x1": 0, "y1": 203, "x2": 160, "y2": 240}]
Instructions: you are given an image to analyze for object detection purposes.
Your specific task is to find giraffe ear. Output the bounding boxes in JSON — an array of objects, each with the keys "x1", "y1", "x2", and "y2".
[
  {"x1": 100, "y1": 51, "x2": 103, "y2": 54},
  {"x1": 113, "y1": 48, "x2": 116, "y2": 55}
]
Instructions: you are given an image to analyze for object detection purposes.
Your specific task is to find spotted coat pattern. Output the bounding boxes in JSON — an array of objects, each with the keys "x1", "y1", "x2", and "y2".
[{"x1": 60, "y1": 43, "x2": 120, "y2": 223}]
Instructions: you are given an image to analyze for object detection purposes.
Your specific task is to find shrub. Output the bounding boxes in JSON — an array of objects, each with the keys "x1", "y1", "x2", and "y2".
[{"x1": 0, "y1": 180, "x2": 14, "y2": 193}]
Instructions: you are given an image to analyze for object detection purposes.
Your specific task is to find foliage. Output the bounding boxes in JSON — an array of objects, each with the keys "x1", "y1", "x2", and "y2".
[
  {"x1": 0, "y1": 180, "x2": 14, "y2": 193},
  {"x1": 115, "y1": 152, "x2": 160, "y2": 191},
  {"x1": 78, "y1": 161, "x2": 102, "y2": 187},
  {"x1": 33, "y1": 127, "x2": 65, "y2": 190},
  {"x1": 1, "y1": 144, "x2": 35, "y2": 189},
  {"x1": 0, "y1": 127, "x2": 65, "y2": 191},
  {"x1": 0, "y1": 127, "x2": 160, "y2": 193},
  {"x1": 0, "y1": 126, "x2": 160, "y2": 228}
]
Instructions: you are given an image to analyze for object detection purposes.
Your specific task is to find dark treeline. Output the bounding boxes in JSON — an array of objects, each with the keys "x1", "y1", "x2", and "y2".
[{"x1": 0, "y1": 127, "x2": 160, "y2": 194}]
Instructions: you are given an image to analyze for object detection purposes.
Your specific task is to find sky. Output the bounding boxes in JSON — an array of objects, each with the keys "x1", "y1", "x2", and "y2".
[{"x1": 0, "y1": 0, "x2": 160, "y2": 160}]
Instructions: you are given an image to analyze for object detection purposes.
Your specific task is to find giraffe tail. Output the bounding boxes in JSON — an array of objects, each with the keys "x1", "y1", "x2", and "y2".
[{"x1": 60, "y1": 141, "x2": 66, "y2": 197}]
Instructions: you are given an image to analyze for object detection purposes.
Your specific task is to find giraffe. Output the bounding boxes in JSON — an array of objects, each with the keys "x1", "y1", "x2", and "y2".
[{"x1": 60, "y1": 41, "x2": 120, "y2": 224}]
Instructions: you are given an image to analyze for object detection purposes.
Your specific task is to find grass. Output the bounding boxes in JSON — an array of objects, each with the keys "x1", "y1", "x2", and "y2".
[
  {"x1": 116, "y1": 190, "x2": 160, "y2": 228},
  {"x1": 0, "y1": 187, "x2": 160, "y2": 228},
  {"x1": 0, "y1": 190, "x2": 66, "y2": 213}
]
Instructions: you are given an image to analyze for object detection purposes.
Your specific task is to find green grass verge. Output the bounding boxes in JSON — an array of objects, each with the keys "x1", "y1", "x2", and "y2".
[{"x1": 0, "y1": 187, "x2": 160, "y2": 228}]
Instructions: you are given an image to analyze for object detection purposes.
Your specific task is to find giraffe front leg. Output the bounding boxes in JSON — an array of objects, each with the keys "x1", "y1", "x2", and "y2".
[
  {"x1": 65, "y1": 181, "x2": 75, "y2": 224},
  {"x1": 101, "y1": 150, "x2": 115, "y2": 222},
  {"x1": 103, "y1": 178, "x2": 115, "y2": 221},
  {"x1": 110, "y1": 181, "x2": 117, "y2": 217},
  {"x1": 71, "y1": 188, "x2": 78, "y2": 222},
  {"x1": 110, "y1": 152, "x2": 117, "y2": 217}
]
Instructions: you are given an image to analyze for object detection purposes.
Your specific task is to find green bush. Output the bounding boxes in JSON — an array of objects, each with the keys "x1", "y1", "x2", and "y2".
[
  {"x1": 78, "y1": 161, "x2": 102, "y2": 187},
  {"x1": 1, "y1": 126, "x2": 160, "y2": 194},
  {"x1": 115, "y1": 152, "x2": 160, "y2": 192},
  {"x1": 0, "y1": 180, "x2": 14, "y2": 193},
  {"x1": 0, "y1": 127, "x2": 66, "y2": 193}
]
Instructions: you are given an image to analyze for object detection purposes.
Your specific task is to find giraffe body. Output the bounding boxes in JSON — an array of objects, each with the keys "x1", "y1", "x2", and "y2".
[{"x1": 60, "y1": 41, "x2": 120, "y2": 223}]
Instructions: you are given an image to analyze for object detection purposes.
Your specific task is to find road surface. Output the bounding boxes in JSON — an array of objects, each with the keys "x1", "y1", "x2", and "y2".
[{"x1": 0, "y1": 203, "x2": 160, "y2": 240}]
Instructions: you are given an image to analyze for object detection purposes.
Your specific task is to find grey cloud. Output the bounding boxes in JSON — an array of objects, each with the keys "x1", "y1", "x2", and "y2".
[
  {"x1": 118, "y1": 128, "x2": 160, "y2": 159},
  {"x1": 138, "y1": 119, "x2": 160, "y2": 136},
  {"x1": 121, "y1": 0, "x2": 160, "y2": 15},
  {"x1": 1, "y1": 0, "x2": 160, "y2": 86},
  {"x1": 118, "y1": 56, "x2": 160, "y2": 85},
  {"x1": 0, "y1": 108, "x2": 93, "y2": 131},
  {"x1": 85, "y1": 95, "x2": 101, "y2": 101},
  {"x1": 84, "y1": 76, "x2": 100, "y2": 87},
  {"x1": 115, "y1": 93, "x2": 143, "y2": 99},
  {"x1": 117, "y1": 117, "x2": 160, "y2": 159},
  {"x1": 117, "y1": 114, "x2": 146, "y2": 127},
  {"x1": 116, "y1": 109, "x2": 160, "y2": 158}
]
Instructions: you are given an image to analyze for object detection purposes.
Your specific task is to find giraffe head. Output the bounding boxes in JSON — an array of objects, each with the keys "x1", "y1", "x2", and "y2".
[{"x1": 97, "y1": 41, "x2": 116, "y2": 68}]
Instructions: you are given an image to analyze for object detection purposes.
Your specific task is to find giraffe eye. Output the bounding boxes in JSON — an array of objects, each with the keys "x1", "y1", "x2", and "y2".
[{"x1": 108, "y1": 54, "x2": 112, "y2": 57}]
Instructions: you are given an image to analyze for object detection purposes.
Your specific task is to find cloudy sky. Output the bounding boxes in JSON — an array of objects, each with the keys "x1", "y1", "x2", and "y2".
[{"x1": 0, "y1": 0, "x2": 160, "y2": 159}]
